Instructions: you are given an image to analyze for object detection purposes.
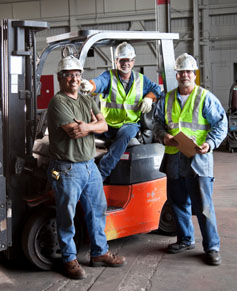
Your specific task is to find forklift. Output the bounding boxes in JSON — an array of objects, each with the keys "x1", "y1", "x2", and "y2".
[
  {"x1": 226, "y1": 80, "x2": 237, "y2": 152},
  {"x1": 0, "y1": 19, "x2": 178, "y2": 270}
]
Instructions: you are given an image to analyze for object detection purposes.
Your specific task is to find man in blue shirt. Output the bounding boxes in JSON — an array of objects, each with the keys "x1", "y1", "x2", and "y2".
[
  {"x1": 80, "y1": 42, "x2": 163, "y2": 181},
  {"x1": 153, "y1": 53, "x2": 227, "y2": 266}
]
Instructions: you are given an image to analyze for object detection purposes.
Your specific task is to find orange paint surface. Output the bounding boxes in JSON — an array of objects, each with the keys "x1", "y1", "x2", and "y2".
[{"x1": 104, "y1": 177, "x2": 167, "y2": 241}]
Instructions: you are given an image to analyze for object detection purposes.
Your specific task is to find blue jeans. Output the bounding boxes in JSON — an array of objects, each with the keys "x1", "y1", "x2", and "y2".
[
  {"x1": 167, "y1": 176, "x2": 220, "y2": 252},
  {"x1": 48, "y1": 159, "x2": 108, "y2": 263},
  {"x1": 98, "y1": 123, "x2": 140, "y2": 181}
]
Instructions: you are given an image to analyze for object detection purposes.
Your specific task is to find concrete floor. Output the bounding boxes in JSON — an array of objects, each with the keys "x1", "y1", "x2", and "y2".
[{"x1": 0, "y1": 148, "x2": 236, "y2": 291}]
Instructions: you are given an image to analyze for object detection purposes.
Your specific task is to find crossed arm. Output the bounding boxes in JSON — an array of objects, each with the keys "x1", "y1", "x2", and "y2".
[{"x1": 62, "y1": 111, "x2": 108, "y2": 139}]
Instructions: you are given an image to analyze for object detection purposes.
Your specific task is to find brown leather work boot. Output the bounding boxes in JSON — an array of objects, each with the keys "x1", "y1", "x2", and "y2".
[
  {"x1": 63, "y1": 259, "x2": 86, "y2": 279},
  {"x1": 90, "y1": 251, "x2": 127, "y2": 267}
]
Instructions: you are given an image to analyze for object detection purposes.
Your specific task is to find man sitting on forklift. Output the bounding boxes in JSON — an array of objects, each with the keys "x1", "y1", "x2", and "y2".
[
  {"x1": 80, "y1": 42, "x2": 164, "y2": 181},
  {"x1": 47, "y1": 55, "x2": 126, "y2": 280}
]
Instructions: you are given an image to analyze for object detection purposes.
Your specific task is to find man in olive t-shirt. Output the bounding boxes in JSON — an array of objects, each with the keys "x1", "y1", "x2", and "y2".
[
  {"x1": 48, "y1": 92, "x2": 99, "y2": 162},
  {"x1": 47, "y1": 55, "x2": 126, "y2": 280}
]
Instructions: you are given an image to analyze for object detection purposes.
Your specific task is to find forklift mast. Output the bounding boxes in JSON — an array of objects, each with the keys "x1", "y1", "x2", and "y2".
[{"x1": 0, "y1": 19, "x2": 49, "y2": 252}]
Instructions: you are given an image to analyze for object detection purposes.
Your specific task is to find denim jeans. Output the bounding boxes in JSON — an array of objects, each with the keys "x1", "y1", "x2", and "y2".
[
  {"x1": 167, "y1": 176, "x2": 220, "y2": 252},
  {"x1": 48, "y1": 159, "x2": 108, "y2": 263},
  {"x1": 98, "y1": 123, "x2": 140, "y2": 181}
]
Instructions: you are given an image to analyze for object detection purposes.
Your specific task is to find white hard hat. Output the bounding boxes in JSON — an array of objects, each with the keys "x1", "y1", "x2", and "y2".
[
  {"x1": 57, "y1": 55, "x2": 83, "y2": 73},
  {"x1": 174, "y1": 53, "x2": 198, "y2": 71},
  {"x1": 115, "y1": 42, "x2": 136, "y2": 59}
]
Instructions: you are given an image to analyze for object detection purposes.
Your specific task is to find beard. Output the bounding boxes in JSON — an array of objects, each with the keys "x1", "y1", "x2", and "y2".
[
  {"x1": 179, "y1": 79, "x2": 193, "y2": 88},
  {"x1": 119, "y1": 66, "x2": 132, "y2": 74},
  {"x1": 116, "y1": 63, "x2": 132, "y2": 74}
]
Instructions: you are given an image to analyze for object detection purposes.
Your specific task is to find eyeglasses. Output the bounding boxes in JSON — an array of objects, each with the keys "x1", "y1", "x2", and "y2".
[
  {"x1": 177, "y1": 70, "x2": 195, "y2": 75},
  {"x1": 118, "y1": 58, "x2": 135, "y2": 64},
  {"x1": 61, "y1": 72, "x2": 82, "y2": 79}
]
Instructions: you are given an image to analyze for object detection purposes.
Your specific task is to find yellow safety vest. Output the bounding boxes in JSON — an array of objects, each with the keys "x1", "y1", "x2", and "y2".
[
  {"x1": 100, "y1": 69, "x2": 144, "y2": 128},
  {"x1": 164, "y1": 85, "x2": 211, "y2": 154}
]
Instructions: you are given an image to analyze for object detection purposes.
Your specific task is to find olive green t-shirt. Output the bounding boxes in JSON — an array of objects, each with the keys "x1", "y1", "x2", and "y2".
[{"x1": 47, "y1": 92, "x2": 100, "y2": 162}]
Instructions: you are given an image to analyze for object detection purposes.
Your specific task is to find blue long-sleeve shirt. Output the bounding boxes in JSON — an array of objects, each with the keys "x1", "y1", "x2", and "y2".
[
  {"x1": 153, "y1": 86, "x2": 228, "y2": 178},
  {"x1": 92, "y1": 70, "x2": 163, "y2": 99}
]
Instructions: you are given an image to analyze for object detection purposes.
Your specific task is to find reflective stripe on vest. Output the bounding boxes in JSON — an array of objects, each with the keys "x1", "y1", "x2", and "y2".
[
  {"x1": 165, "y1": 85, "x2": 211, "y2": 154},
  {"x1": 100, "y1": 69, "x2": 144, "y2": 128}
]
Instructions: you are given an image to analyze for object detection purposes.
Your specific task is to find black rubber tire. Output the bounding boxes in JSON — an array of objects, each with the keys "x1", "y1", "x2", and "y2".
[
  {"x1": 158, "y1": 200, "x2": 177, "y2": 236},
  {"x1": 21, "y1": 206, "x2": 83, "y2": 270},
  {"x1": 228, "y1": 145, "x2": 234, "y2": 153}
]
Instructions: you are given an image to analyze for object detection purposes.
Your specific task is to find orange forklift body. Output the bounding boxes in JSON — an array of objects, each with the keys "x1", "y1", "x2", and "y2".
[{"x1": 104, "y1": 178, "x2": 167, "y2": 241}]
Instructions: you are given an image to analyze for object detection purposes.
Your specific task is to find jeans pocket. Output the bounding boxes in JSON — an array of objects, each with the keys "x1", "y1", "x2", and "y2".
[{"x1": 54, "y1": 160, "x2": 72, "y2": 175}]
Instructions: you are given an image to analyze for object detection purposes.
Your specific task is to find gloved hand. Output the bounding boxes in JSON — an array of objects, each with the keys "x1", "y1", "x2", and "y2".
[
  {"x1": 140, "y1": 97, "x2": 153, "y2": 113},
  {"x1": 79, "y1": 79, "x2": 94, "y2": 94}
]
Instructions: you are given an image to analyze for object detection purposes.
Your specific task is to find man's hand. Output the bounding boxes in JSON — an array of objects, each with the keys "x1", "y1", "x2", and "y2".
[
  {"x1": 163, "y1": 133, "x2": 178, "y2": 147},
  {"x1": 195, "y1": 142, "x2": 210, "y2": 154},
  {"x1": 62, "y1": 112, "x2": 107, "y2": 138},
  {"x1": 79, "y1": 79, "x2": 94, "y2": 94},
  {"x1": 140, "y1": 97, "x2": 153, "y2": 114},
  {"x1": 67, "y1": 120, "x2": 90, "y2": 139}
]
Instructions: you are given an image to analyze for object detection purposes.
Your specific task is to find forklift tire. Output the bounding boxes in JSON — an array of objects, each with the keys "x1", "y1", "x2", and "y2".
[
  {"x1": 21, "y1": 206, "x2": 83, "y2": 270},
  {"x1": 158, "y1": 200, "x2": 177, "y2": 236},
  {"x1": 228, "y1": 145, "x2": 234, "y2": 153}
]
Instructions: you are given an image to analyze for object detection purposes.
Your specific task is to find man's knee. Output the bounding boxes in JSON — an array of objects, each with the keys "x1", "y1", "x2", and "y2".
[{"x1": 118, "y1": 124, "x2": 139, "y2": 139}]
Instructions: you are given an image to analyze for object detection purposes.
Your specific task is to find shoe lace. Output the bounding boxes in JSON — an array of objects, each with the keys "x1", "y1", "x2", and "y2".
[
  {"x1": 71, "y1": 260, "x2": 79, "y2": 269},
  {"x1": 107, "y1": 251, "x2": 116, "y2": 259}
]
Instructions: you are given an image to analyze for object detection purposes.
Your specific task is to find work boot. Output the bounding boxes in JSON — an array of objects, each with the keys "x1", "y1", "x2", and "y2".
[
  {"x1": 63, "y1": 259, "x2": 87, "y2": 279},
  {"x1": 168, "y1": 242, "x2": 195, "y2": 254},
  {"x1": 90, "y1": 251, "x2": 127, "y2": 267},
  {"x1": 205, "y1": 250, "x2": 222, "y2": 266}
]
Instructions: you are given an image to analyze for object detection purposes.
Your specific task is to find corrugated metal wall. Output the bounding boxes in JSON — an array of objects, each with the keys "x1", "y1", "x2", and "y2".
[{"x1": 0, "y1": 0, "x2": 237, "y2": 108}]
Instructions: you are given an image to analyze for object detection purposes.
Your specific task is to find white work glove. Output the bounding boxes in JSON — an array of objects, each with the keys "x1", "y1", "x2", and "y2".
[
  {"x1": 140, "y1": 97, "x2": 153, "y2": 114},
  {"x1": 79, "y1": 79, "x2": 94, "y2": 94}
]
